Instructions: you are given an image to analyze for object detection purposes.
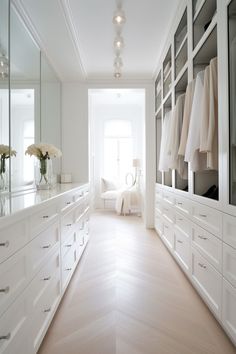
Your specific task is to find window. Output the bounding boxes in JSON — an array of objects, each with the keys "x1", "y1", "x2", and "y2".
[{"x1": 103, "y1": 119, "x2": 133, "y2": 184}]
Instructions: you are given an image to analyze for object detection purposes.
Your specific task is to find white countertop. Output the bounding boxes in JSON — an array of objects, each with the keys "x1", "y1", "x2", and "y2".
[{"x1": 0, "y1": 183, "x2": 88, "y2": 222}]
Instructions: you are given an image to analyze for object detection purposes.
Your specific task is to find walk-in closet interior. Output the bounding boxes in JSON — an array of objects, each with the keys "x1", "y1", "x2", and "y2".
[{"x1": 0, "y1": 0, "x2": 236, "y2": 353}]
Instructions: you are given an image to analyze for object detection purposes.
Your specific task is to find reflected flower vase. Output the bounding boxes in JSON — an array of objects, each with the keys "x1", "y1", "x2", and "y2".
[
  {"x1": 0, "y1": 157, "x2": 7, "y2": 191},
  {"x1": 35, "y1": 158, "x2": 53, "y2": 190}
]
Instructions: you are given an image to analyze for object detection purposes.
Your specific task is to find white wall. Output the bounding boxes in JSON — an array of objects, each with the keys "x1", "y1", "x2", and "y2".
[{"x1": 61, "y1": 81, "x2": 155, "y2": 228}]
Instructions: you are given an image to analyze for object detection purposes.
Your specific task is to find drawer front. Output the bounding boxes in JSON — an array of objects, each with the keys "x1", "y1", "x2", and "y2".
[
  {"x1": 222, "y1": 279, "x2": 236, "y2": 344},
  {"x1": 162, "y1": 220, "x2": 174, "y2": 249},
  {"x1": 175, "y1": 212, "x2": 190, "y2": 236},
  {"x1": 60, "y1": 193, "x2": 75, "y2": 212},
  {"x1": 29, "y1": 222, "x2": 60, "y2": 276},
  {"x1": 61, "y1": 209, "x2": 75, "y2": 244},
  {"x1": 61, "y1": 232, "x2": 76, "y2": 259},
  {"x1": 192, "y1": 224, "x2": 222, "y2": 272},
  {"x1": 74, "y1": 188, "x2": 85, "y2": 203},
  {"x1": 162, "y1": 201, "x2": 175, "y2": 223},
  {"x1": 30, "y1": 204, "x2": 58, "y2": 238},
  {"x1": 61, "y1": 245, "x2": 77, "y2": 290},
  {"x1": 192, "y1": 202, "x2": 222, "y2": 238},
  {"x1": 162, "y1": 190, "x2": 174, "y2": 205},
  {"x1": 174, "y1": 228, "x2": 190, "y2": 273},
  {"x1": 155, "y1": 198, "x2": 162, "y2": 214},
  {"x1": 223, "y1": 243, "x2": 236, "y2": 288},
  {"x1": 223, "y1": 214, "x2": 236, "y2": 249},
  {"x1": 191, "y1": 248, "x2": 222, "y2": 318},
  {"x1": 30, "y1": 273, "x2": 61, "y2": 353},
  {"x1": 74, "y1": 202, "x2": 86, "y2": 222},
  {"x1": 0, "y1": 291, "x2": 30, "y2": 354},
  {"x1": 0, "y1": 246, "x2": 30, "y2": 318},
  {"x1": 0, "y1": 220, "x2": 28, "y2": 264},
  {"x1": 155, "y1": 212, "x2": 163, "y2": 235},
  {"x1": 174, "y1": 195, "x2": 190, "y2": 215},
  {"x1": 155, "y1": 187, "x2": 162, "y2": 199}
]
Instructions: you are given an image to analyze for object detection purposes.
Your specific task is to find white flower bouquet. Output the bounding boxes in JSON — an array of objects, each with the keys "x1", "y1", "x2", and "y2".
[
  {"x1": 25, "y1": 143, "x2": 62, "y2": 187},
  {"x1": 0, "y1": 144, "x2": 17, "y2": 190}
]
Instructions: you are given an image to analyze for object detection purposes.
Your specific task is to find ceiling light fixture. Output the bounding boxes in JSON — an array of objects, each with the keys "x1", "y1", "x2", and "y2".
[
  {"x1": 112, "y1": 4, "x2": 126, "y2": 79},
  {"x1": 114, "y1": 35, "x2": 124, "y2": 50},
  {"x1": 114, "y1": 71, "x2": 122, "y2": 79},
  {"x1": 113, "y1": 9, "x2": 126, "y2": 25},
  {"x1": 114, "y1": 56, "x2": 123, "y2": 69}
]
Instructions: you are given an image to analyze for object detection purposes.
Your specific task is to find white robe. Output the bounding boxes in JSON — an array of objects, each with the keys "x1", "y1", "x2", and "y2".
[{"x1": 158, "y1": 111, "x2": 172, "y2": 172}]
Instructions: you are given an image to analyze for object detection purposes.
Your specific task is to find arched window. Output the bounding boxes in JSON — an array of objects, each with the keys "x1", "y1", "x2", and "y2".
[{"x1": 103, "y1": 119, "x2": 133, "y2": 184}]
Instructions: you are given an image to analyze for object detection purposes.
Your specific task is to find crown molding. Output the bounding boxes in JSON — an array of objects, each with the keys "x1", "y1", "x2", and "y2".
[
  {"x1": 12, "y1": 0, "x2": 64, "y2": 81},
  {"x1": 59, "y1": 0, "x2": 87, "y2": 79}
]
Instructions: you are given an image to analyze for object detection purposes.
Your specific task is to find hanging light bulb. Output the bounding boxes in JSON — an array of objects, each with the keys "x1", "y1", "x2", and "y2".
[
  {"x1": 114, "y1": 56, "x2": 123, "y2": 69},
  {"x1": 114, "y1": 35, "x2": 124, "y2": 50},
  {"x1": 113, "y1": 9, "x2": 126, "y2": 25},
  {"x1": 114, "y1": 70, "x2": 122, "y2": 79}
]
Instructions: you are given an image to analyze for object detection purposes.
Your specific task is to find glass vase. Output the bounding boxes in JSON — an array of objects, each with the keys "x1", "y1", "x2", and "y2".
[
  {"x1": 35, "y1": 158, "x2": 53, "y2": 190},
  {"x1": 0, "y1": 157, "x2": 7, "y2": 192}
]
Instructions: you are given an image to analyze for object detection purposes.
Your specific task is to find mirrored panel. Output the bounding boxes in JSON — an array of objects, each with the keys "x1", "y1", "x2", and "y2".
[
  {"x1": 10, "y1": 4, "x2": 40, "y2": 191},
  {"x1": 0, "y1": 0, "x2": 10, "y2": 193}
]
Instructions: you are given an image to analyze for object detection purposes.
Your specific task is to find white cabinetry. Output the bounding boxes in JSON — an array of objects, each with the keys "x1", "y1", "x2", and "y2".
[{"x1": 0, "y1": 183, "x2": 90, "y2": 354}]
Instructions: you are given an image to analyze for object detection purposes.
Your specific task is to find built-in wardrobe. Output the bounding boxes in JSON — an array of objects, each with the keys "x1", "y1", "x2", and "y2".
[{"x1": 154, "y1": 0, "x2": 236, "y2": 346}]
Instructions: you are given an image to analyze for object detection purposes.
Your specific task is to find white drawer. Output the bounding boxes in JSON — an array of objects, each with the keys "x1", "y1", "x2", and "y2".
[
  {"x1": 175, "y1": 212, "x2": 190, "y2": 236},
  {"x1": 162, "y1": 201, "x2": 175, "y2": 223},
  {"x1": 223, "y1": 214, "x2": 236, "y2": 249},
  {"x1": 222, "y1": 278, "x2": 236, "y2": 344},
  {"x1": 155, "y1": 212, "x2": 163, "y2": 236},
  {"x1": 74, "y1": 188, "x2": 85, "y2": 203},
  {"x1": 191, "y1": 248, "x2": 222, "y2": 318},
  {"x1": 29, "y1": 272, "x2": 61, "y2": 353},
  {"x1": 60, "y1": 193, "x2": 75, "y2": 213},
  {"x1": 162, "y1": 220, "x2": 174, "y2": 249},
  {"x1": 0, "y1": 246, "x2": 30, "y2": 318},
  {"x1": 174, "y1": 228, "x2": 190, "y2": 273},
  {"x1": 192, "y1": 201, "x2": 222, "y2": 238},
  {"x1": 192, "y1": 224, "x2": 222, "y2": 272},
  {"x1": 0, "y1": 290, "x2": 30, "y2": 354},
  {"x1": 61, "y1": 209, "x2": 75, "y2": 244},
  {"x1": 223, "y1": 243, "x2": 236, "y2": 288},
  {"x1": 155, "y1": 187, "x2": 162, "y2": 199},
  {"x1": 74, "y1": 202, "x2": 86, "y2": 222},
  {"x1": 30, "y1": 203, "x2": 58, "y2": 238},
  {"x1": 61, "y1": 232, "x2": 76, "y2": 259},
  {"x1": 61, "y1": 245, "x2": 77, "y2": 290},
  {"x1": 0, "y1": 219, "x2": 28, "y2": 264},
  {"x1": 174, "y1": 194, "x2": 190, "y2": 215},
  {"x1": 29, "y1": 222, "x2": 60, "y2": 276},
  {"x1": 162, "y1": 190, "x2": 174, "y2": 205},
  {"x1": 155, "y1": 198, "x2": 162, "y2": 214}
]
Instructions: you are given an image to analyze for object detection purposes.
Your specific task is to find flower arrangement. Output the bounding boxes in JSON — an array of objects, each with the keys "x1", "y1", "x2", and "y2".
[
  {"x1": 0, "y1": 144, "x2": 17, "y2": 190},
  {"x1": 25, "y1": 143, "x2": 62, "y2": 188}
]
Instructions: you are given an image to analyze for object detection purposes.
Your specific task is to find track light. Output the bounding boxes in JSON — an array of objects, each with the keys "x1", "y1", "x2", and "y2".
[
  {"x1": 113, "y1": 9, "x2": 126, "y2": 25},
  {"x1": 114, "y1": 36, "x2": 124, "y2": 50}
]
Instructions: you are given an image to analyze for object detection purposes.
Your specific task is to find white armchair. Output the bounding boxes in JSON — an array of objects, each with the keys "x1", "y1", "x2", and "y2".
[{"x1": 100, "y1": 178, "x2": 122, "y2": 209}]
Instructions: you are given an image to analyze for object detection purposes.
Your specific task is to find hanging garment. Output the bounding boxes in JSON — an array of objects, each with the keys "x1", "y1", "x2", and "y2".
[
  {"x1": 200, "y1": 57, "x2": 218, "y2": 170},
  {"x1": 230, "y1": 36, "x2": 236, "y2": 184},
  {"x1": 178, "y1": 79, "x2": 196, "y2": 156},
  {"x1": 158, "y1": 110, "x2": 172, "y2": 172},
  {"x1": 184, "y1": 70, "x2": 207, "y2": 171},
  {"x1": 168, "y1": 94, "x2": 188, "y2": 179}
]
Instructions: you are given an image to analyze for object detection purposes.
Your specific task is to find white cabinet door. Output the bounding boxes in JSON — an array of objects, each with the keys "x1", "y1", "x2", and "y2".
[
  {"x1": 192, "y1": 201, "x2": 223, "y2": 238},
  {"x1": 222, "y1": 278, "x2": 236, "y2": 345},
  {"x1": 174, "y1": 227, "x2": 190, "y2": 274},
  {"x1": 162, "y1": 220, "x2": 174, "y2": 250},
  {"x1": 175, "y1": 212, "x2": 191, "y2": 236},
  {"x1": 223, "y1": 243, "x2": 236, "y2": 288}
]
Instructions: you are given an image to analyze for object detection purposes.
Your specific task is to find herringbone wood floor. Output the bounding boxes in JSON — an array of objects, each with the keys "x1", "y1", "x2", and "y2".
[{"x1": 38, "y1": 212, "x2": 236, "y2": 354}]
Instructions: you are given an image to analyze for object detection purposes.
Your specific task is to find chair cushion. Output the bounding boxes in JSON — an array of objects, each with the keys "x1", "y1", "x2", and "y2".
[
  {"x1": 101, "y1": 190, "x2": 120, "y2": 200},
  {"x1": 101, "y1": 178, "x2": 118, "y2": 192}
]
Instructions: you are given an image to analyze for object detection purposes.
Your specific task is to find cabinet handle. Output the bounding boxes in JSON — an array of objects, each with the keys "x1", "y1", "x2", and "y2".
[
  {"x1": 0, "y1": 286, "x2": 10, "y2": 294},
  {"x1": 42, "y1": 244, "x2": 51, "y2": 249},
  {"x1": 0, "y1": 333, "x2": 11, "y2": 340},
  {"x1": 177, "y1": 240, "x2": 183, "y2": 244},
  {"x1": 65, "y1": 244, "x2": 72, "y2": 248},
  {"x1": 43, "y1": 276, "x2": 51, "y2": 281},
  {"x1": 199, "y1": 214, "x2": 207, "y2": 218},
  {"x1": 42, "y1": 215, "x2": 49, "y2": 219},
  {"x1": 198, "y1": 262, "x2": 207, "y2": 269},
  {"x1": 66, "y1": 267, "x2": 72, "y2": 271},
  {"x1": 198, "y1": 235, "x2": 207, "y2": 240},
  {"x1": 0, "y1": 241, "x2": 9, "y2": 247},
  {"x1": 66, "y1": 223, "x2": 72, "y2": 227},
  {"x1": 43, "y1": 308, "x2": 51, "y2": 313},
  {"x1": 177, "y1": 202, "x2": 182, "y2": 205},
  {"x1": 66, "y1": 201, "x2": 71, "y2": 205}
]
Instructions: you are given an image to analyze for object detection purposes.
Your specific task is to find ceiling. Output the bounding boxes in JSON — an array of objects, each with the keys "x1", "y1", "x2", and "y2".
[{"x1": 14, "y1": 0, "x2": 181, "y2": 82}]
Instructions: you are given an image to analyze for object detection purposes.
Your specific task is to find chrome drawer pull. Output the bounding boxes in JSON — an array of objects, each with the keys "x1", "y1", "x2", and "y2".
[
  {"x1": 44, "y1": 308, "x2": 51, "y2": 313},
  {"x1": 0, "y1": 286, "x2": 10, "y2": 294},
  {"x1": 43, "y1": 276, "x2": 51, "y2": 281},
  {"x1": 198, "y1": 262, "x2": 207, "y2": 269},
  {"x1": 199, "y1": 214, "x2": 207, "y2": 218},
  {"x1": 177, "y1": 202, "x2": 182, "y2": 205},
  {"x1": 42, "y1": 244, "x2": 51, "y2": 249},
  {"x1": 66, "y1": 267, "x2": 72, "y2": 271},
  {"x1": 0, "y1": 333, "x2": 11, "y2": 340},
  {"x1": 0, "y1": 241, "x2": 9, "y2": 247},
  {"x1": 198, "y1": 235, "x2": 208, "y2": 240},
  {"x1": 42, "y1": 215, "x2": 49, "y2": 219},
  {"x1": 65, "y1": 244, "x2": 72, "y2": 247},
  {"x1": 66, "y1": 223, "x2": 72, "y2": 227},
  {"x1": 66, "y1": 201, "x2": 71, "y2": 205},
  {"x1": 177, "y1": 240, "x2": 183, "y2": 244}
]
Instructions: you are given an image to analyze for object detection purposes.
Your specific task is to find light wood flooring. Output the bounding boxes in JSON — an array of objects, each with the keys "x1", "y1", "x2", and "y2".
[{"x1": 38, "y1": 212, "x2": 236, "y2": 354}]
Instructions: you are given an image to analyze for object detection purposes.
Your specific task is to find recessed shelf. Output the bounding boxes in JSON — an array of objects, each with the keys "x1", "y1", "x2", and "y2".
[
  {"x1": 163, "y1": 91, "x2": 172, "y2": 107},
  {"x1": 193, "y1": 0, "x2": 206, "y2": 22},
  {"x1": 175, "y1": 8, "x2": 187, "y2": 56},
  {"x1": 174, "y1": 63, "x2": 188, "y2": 88},
  {"x1": 175, "y1": 40, "x2": 187, "y2": 79},
  {"x1": 175, "y1": 34, "x2": 187, "y2": 59}
]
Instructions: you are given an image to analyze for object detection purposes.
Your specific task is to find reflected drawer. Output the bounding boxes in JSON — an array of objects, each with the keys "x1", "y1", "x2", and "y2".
[
  {"x1": 223, "y1": 243, "x2": 236, "y2": 288},
  {"x1": 222, "y1": 279, "x2": 236, "y2": 344},
  {"x1": 30, "y1": 204, "x2": 58, "y2": 238},
  {"x1": 0, "y1": 219, "x2": 28, "y2": 264},
  {"x1": 223, "y1": 214, "x2": 236, "y2": 249},
  {"x1": 175, "y1": 212, "x2": 190, "y2": 236},
  {"x1": 192, "y1": 224, "x2": 222, "y2": 272},
  {"x1": 192, "y1": 201, "x2": 222, "y2": 238},
  {"x1": 162, "y1": 220, "x2": 174, "y2": 249},
  {"x1": 174, "y1": 228, "x2": 190, "y2": 273},
  {"x1": 174, "y1": 194, "x2": 190, "y2": 215},
  {"x1": 191, "y1": 248, "x2": 222, "y2": 318}
]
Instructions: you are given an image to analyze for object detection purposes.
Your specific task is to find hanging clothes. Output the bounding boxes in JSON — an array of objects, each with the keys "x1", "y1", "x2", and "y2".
[
  {"x1": 184, "y1": 70, "x2": 207, "y2": 171},
  {"x1": 158, "y1": 110, "x2": 172, "y2": 172},
  {"x1": 178, "y1": 79, "x2": 196, "y2": 157},
  {"x1": 168, "y1": 93, "x2": 188, "y2": 179},
  {"x1": 200, "y1": 57, "x2": 218, "y2": 170}
]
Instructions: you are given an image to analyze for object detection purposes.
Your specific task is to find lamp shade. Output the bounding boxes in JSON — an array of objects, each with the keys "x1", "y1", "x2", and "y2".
[{"x1": 133, "y1": 159, "x2": 140, "y2": 168}]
